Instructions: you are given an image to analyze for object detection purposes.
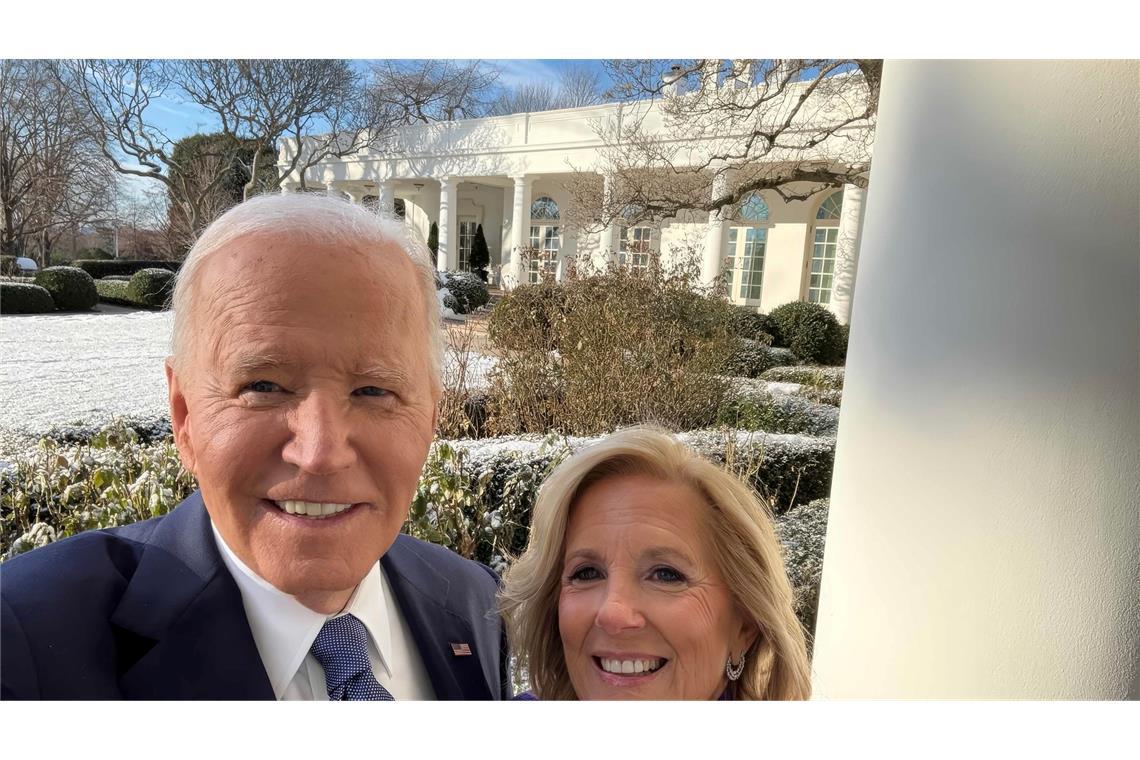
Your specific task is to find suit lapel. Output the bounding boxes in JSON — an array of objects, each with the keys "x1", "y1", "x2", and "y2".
[
  {"x1": 381, "y1": 536, "x2": 493, "y2": 700},
  {"x1": 110, "y1": 492, "x2": 273, "y2": 700}
]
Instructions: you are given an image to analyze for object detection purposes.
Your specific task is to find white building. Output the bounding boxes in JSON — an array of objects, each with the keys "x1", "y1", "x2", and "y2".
[{"x1": 277, "y1": 74, "x2": 870, "y2": 323}]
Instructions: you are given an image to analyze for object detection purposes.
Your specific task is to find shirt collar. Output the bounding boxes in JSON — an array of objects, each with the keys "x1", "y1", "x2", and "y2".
[{"x1": 210, "y1": 520, "x2": 393, "y2": 699}]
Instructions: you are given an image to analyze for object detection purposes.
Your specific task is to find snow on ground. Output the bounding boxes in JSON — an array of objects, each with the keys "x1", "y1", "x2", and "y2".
[
  {"x1": 0, "y1": 310, "x2": 174, "y2": 437},
  {"x1": 0, "y1": 309, "x2": 496, "y2": 442}
]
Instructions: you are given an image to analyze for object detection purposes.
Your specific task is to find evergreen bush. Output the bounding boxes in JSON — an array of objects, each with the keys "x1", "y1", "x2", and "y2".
[
  {"x1": 469, "y1": 224, "x2": 490, "y2": 282},
  {"x1": 33, "y1": 266, "x2": 97, "y2": 311},
  {"x1": 94, "y1": 279, "x2": 133, "y2": 307},
  {"x1": 443, "y1": 271, "x2": 490, "y2": 314},
  {"x1": 75, "y1": 260, "x2": 180, "y2": 279},
  {"x1": 0, "y1": 282, "x2": 55, "y2": 313},
  {"x1": 127, "y1": 268, "x2": 175, "y2": 308},
  {"x1": 767, "y1": 301, "x2": 847, "y2": 365},
  {"x1": 427, "y1": 222, "x2": 439, "y2": 257}
]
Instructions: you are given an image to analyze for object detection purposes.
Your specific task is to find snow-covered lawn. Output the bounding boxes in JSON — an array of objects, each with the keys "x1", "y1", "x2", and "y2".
[
  {"x1": 0, "y1": 310, "x2": 496, "y2": 441},
  {"x1": 1, "y1": 311, "x2": 173, "y2": 436}
]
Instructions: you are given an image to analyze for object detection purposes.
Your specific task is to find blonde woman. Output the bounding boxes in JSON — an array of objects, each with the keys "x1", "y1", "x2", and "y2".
[{"x1": 500, "y1": 427, "x2": 811, "y2": 700}]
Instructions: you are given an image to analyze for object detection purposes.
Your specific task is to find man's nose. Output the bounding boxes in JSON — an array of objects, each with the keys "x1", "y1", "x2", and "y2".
[
  {"x1": 281, "y1": 392, "x2": 357, "y2": 475},
  {"x1": 594, "y1": 580, "x2": 646, "y2": 635}
]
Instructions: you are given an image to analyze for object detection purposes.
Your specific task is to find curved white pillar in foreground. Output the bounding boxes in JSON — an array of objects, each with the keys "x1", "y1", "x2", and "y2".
[{"x1": 812, "y1": 60, "x2": 1139, "y2": 698}]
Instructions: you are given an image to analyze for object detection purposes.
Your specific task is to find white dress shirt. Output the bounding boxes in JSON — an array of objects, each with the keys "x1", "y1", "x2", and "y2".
[{"x1": 211, "y1": 522, "x2": 436, "y2": 700}]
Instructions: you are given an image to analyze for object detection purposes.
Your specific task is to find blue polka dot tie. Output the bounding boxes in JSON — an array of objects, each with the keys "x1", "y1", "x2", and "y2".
[{"x1": 309, "y1": 614, "x2": 395, "y2": 701}]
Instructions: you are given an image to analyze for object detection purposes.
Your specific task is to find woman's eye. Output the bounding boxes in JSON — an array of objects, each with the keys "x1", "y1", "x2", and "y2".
[
  {"x1": 650, "y1": 566, "x2": 686, "y2": 584},
  {"x1": 353, "y1": 386, "x2": 389, "y2": 398},
  {"x1": 568, "y1": 565, "x2": 602, "y2": 583},
  {"x1": 244, "y1": 380, "x2": 282, "y2": 394}
]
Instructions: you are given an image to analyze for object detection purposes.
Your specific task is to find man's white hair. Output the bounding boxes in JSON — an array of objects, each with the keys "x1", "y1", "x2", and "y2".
[{"x1": 169, "y1": 193, "x2": 441, "y2": 388}]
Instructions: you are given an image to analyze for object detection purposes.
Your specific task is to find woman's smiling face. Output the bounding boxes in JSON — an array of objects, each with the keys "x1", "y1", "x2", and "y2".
[{"x1": 557, "y1": 473, "x2": 757, "y2": 700}]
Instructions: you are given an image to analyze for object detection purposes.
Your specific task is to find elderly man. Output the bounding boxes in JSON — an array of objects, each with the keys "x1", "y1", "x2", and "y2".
[{"x1": 1, "y1": 194, "x2": 508, "y2": 700}]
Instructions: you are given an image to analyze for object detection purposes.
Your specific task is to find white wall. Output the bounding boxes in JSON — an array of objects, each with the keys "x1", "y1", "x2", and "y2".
[{"x1": 811, "y1": 60, "x2": 1139, "y2": 698}]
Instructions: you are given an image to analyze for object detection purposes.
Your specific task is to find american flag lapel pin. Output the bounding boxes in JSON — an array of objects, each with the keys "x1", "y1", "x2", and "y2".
[{"x1": 450, "y1": 642, "x2": 472, "y2": 656}]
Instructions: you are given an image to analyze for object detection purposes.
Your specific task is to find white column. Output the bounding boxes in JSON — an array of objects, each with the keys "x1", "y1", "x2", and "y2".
[
  {"x1": 701, "y1": 170, "x2": 728, "y2": 288},
  {"x1": 600, "y1": 172, "x2": 618, "y2": 268},
  {"x1": 830, "y1": 183, "x2": 867, "y2": 325},
  {"x1": 506, "y1": 175, "x2": 533, "y2": 289},
  {"x1": 437, "y1": 177, "x2": 458, "y2": 272},
  {"x1": 377, "y1": 180, "x2": 395, "y2": 217},
  {"x1": 811, "y1": 61, "x2": 1139, "y2": 699}
]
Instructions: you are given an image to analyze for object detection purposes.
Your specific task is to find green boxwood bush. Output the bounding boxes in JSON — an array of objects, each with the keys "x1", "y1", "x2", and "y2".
[
  {"x1": 75, "y1": 259, "x2": 180, "y2": 279},
  {"x1": 94, "y1": 279, "x2": 134, "y2": 306},
  {"x1": 0, "y1": 282, "x2": 55, "y2": 313},
  {"x1": 127, "y1": 268, "x2": 175, "y2": 308},
  {"x1": 732, "y1": 307, "x2": 778, "y2": 345},
  {"x1": 774, "y1": 497, "x2": 830, "y2": 640},
  {"x1": 33, "y1": 266, "x2": 97, "y2": 311},
  {"x1": 444, "y1": 271, "x2": 490, "y2": 314},
  {"x1": 767, "y1": 301, "x2": 847, "y2": 365},
  {"x1": 75, "y1": 247, "x2": 113, "y2": 260}
]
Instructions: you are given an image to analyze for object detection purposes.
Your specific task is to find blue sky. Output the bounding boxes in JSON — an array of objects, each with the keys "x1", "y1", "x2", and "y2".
[{"x1": 146, "y1": 59, "x2": 615, "y2": 143}]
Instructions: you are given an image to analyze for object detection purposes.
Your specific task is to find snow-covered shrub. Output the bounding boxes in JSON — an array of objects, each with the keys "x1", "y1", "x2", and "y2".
[
  {"x1": 407, "y1": 436, "x2": 571, "y2": 573},
  {"x1": 760, "y1": 365, "x2": 845, "y2": 391},
  {"x1": 716, "y1": 386, "x2": 840, "y2": 437},
  {"x1": 127, "y1": 268, "x2": 175, "y2": 308},
  {"x1": 34, "y1": 266, "x2": 97, "y2": 311},
  {"x1": 0, "y1": 282, "x2": 55, "y2": 314},
  {"x1": 1, "y1": 418, "x2": 197, "y2": 559},
  {"x1": 443, "y1": 271, "x2": 490, "y2": 314},
  {"x1": 94, "y1": 279, "x2": 132, "y2": 306},
  {"x1": 775, "y1": 497, "x2": 829, "y2": 640},
  {"x1": 767, "y1": 301, "x2": 847, "y2": 365},
  {"x1": 725, "y1": 339, "x2": 798, "y2": 378},
  {"x1": 437, "y1": 287, "x2": 460, "y2": 318}
]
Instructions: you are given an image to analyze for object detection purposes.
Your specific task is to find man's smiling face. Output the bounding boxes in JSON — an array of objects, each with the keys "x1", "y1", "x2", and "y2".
[{"x1": 167, "y1": 233, "x2": 438, "y2": 612}]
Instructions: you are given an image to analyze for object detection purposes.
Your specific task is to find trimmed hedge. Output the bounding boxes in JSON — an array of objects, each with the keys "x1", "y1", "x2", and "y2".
[
  {"x1": 75, "y1": 259, "x2": 180, "y2": 279},
  {"x1": 0, "y1": 282, "x2": 55, "y2": 314},
  {"x1": 127, "y1": 268, "x2": 175, "y2": 308},
  {"x1": 94, "y1": 279, "x2": 134, "y2": 307},
  {"x1": 725, "y1": 340, "x2": 798, "y2": 378},
  {"x1": 760, "y1": 365, "x2": 845, "y2": 391},
  {"x1": 767, "y1": 301, "x2": 847, "y2": 365},
  {"x1": 733, "y1": 307, "x2": 778, "y2": 344},
  {"x1": 34, "y1": 266, "x2": 97, "y2": 311},
  {"x1": 443, "y1": 271, "x2": 490, "y2": 314},
  {"x1": 774, "y1": 498, "x2": 830, "y2": 640}
]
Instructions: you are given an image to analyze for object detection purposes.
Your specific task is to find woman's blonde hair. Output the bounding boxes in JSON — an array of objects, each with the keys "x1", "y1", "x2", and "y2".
[{"x1": 499, "y1": 427, "x2": 812, "y2": 700}]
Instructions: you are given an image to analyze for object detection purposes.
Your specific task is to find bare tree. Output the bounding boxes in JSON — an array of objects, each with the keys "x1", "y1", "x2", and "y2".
[
  {"x1": 1, "y1": 60, "x2": 117, "y2": 263},
  {"x1": 565, "y1": 59, "x2": 881, "y2": 230},
  {"x1": 487, "y1": 81, "x2": 559, "y2": 116},
  {"x1": 172, "y1": 59, "x2": 395, "y2": 196},
  {"x1": 367, "y1": 60, "x2": 500, "y2": 123},
  {"x1": 556, "y1": 64, "x2": 605, "y2": 109},
  {"x1": 59, "y1": 59, "x2": 238, "y2": 242}
]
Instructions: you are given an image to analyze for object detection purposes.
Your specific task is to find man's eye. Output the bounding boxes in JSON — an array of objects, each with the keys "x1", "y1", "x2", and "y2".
[
  {"x1": 568, "y1": 565, "x2": 602, "y2": 583},
  {"x1": 353, "y1": 386, "x2": 389, "y2": 398},
  {"x1": 650, "y1": 566, "x2": 686, "y2": 584},
  {"x1": 244, "y1": 380, "x2": 282, "y2": 393}
]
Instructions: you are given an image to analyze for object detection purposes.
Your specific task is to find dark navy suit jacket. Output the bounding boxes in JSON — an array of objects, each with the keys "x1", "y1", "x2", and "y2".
[{"x1": 0, "y1": 491, "x2": 510, "y2": 700}]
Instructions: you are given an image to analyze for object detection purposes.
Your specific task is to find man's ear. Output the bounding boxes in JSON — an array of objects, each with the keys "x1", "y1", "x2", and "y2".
[{"x1": 165, "y1": 357, "x2": 197, "y2": 475}]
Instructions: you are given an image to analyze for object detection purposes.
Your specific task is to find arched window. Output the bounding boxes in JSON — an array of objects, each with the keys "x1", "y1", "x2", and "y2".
[
  {"x1": 528, "y1": 196, "x2": 561, "y2": 283},
  {"x1": 530, "y1": 196, "x2": 560, "y2": 220},
  {"x1": 809, "y1": 190, "x2": 843, "y2": 305},
  {"x1": 737, "y1": 192, "x2": 770, "y2": 222},
  {"x1": 816, "y1": 190, "x2": 843, "y2": 221}
]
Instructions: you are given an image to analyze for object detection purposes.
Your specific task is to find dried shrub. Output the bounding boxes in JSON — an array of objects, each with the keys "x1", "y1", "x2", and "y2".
[{"x1": 485, "y1": 262, "x2": 739, "y2": 436}]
